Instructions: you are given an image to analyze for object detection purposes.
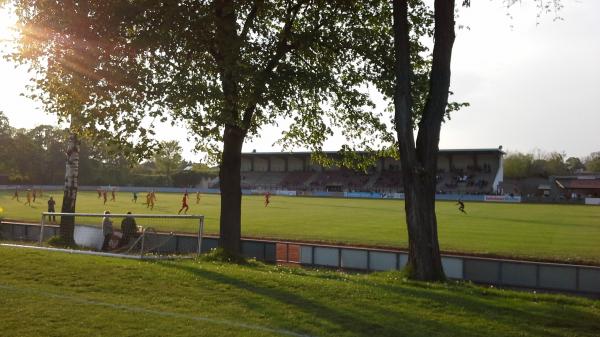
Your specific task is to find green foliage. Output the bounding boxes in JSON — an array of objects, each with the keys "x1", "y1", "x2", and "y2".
[
  {"x1": 504, "y1": 152, "x2": 534, "y2": 179},
  {"x1": 46, "y1": 235, "x2": 79, "y2": 249},
  {"x1": 504, "y1": 151, "x2": 571, "y2": 179},
  {"x1": 0, "y1": 110, "x2": 10, "y2": 136},
  {"x1": 0, "y1": 121, "x2": 69, "y2": 183},
  {"x1": 4, "y1": 0, "x2": 403, "y2": 163},
  {"x1": 153, "y1": 141, "x2": 184, "y2": 183},
  {"x1": 0, "y1": 117, "x2": 204, "y2": 185},
  {"x1": 2, "y1": 1, "x2": 466, "y2": 171},
  {"x1": 200, "y1": 247, "x2": 248, "y2": 265},
  {"x1": 584, "y1": 152, "x2": 600, "y2": 172},
  {"x1": 171, "y1": 170, "x2": 216, "y2": 188},
  {"x1": 565, "y1": 157, "x2": 585, "y2": 173}
]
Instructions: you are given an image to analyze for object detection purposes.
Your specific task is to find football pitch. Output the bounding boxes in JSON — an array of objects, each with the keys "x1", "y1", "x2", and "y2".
[
  {"x1": 1, "y1": 190, "x2": 599, "y2": 264},
  {"x1": 0, "y1": 246, "x2": 598, "y2": 337}
]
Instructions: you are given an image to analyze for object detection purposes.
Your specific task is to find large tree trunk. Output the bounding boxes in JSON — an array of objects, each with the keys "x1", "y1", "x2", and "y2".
[
  {"x1": 393, "y1": 0, "x2": 455, "y2": 281},
  {"x1": 402, "y1": 167, "x2": 445, "y2": 281},
  {"x1": 214, "y1": 0, "x2": 245, "y2": 256},
  {"x1": 218, "y1": 125, "x2": 245, "y2": 256},
  {"x1": 59, "y1": 133, "x2": 80, "y2": 245}
]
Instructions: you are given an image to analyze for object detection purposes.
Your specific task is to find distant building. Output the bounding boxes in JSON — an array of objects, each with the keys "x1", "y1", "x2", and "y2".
[{"x1": 553, "y1": 175, "x2": 600, "y2": 199}]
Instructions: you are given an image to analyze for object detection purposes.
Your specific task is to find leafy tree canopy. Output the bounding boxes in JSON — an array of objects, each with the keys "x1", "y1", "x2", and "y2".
[
  {"x1": 585, "y1": 152, "x2": 600, "y2": 173},
  {"x1": 3, "y1": 0, "x2": 413, "y2": 163}
]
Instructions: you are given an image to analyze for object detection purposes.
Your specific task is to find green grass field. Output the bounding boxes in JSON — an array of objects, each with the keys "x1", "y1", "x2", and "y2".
[
  {"x1": 1, "y1": 190, "x2": 599, "y2": 264},
  {"x1": 0, "y1": 246, "x2": 598, "y2": 337}
]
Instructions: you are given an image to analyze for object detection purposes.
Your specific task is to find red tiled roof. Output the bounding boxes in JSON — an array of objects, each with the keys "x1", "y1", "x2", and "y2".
[{"x1": 556, "y1": 179, "x2": 600, "y2": 189}]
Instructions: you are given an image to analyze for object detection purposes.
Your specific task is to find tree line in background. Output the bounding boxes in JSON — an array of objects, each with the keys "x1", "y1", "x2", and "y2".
[
  {"x1": 504, "y1": 151, "x2": 600, "y2": 179},
  {"x1": 0, "y1": 112, "x2": 215, "y2": 186}
]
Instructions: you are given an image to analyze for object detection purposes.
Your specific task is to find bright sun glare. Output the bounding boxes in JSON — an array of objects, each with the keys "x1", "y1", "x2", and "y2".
[{"x1": 0, "y1": 8, "x2": 17, "y2": 42}]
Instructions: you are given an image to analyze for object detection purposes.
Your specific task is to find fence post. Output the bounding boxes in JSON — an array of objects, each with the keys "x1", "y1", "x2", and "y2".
[
  {"x1": 197, "y1": 217, "x2": 204, "y2": 256},
  {"x1": 39, "y1": 214, "x2": 45, "y2": 245}
]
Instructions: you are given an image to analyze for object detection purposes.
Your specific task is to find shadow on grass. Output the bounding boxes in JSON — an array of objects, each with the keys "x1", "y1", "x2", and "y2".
[
  {"x1": 153, "y1": 261, "x2": 600, "y2": 337},
  {"x1": 157, "y1": 261, "x2": 388, "y2": 336},
  {"x1": 361, "y1": 275, "x2": 600, "y2": 336}
]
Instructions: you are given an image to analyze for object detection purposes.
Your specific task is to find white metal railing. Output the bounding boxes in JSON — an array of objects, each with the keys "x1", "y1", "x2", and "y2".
[{"x1": 39, "y1": 212, "x2": 205, "y2": 256}]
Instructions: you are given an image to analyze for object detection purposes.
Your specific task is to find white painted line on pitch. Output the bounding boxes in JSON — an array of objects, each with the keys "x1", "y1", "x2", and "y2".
[
  {"x1": 0, "y1": 283, "x2": 316, "y2": 337},
  {"x1": 0, "y1": 244, "x2": 191, "y2": 260},
  {"x1": 0, "y1": 243, "x2": 146, "y2": 259}
]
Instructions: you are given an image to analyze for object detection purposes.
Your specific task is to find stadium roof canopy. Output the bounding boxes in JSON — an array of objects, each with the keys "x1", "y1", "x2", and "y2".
[{"x1": 242, "y1": 148, "x2": 505, "y2": 156}]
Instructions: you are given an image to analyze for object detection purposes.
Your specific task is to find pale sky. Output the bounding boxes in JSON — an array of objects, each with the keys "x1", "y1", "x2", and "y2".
[{"x1": 0, "y1": 1, "x2": 598, "y2": 161}]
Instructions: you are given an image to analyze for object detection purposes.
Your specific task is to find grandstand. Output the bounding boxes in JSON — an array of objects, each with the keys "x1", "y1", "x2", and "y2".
[{"x1": 226, "y1": 148, "x2": 505, "y2": 194}]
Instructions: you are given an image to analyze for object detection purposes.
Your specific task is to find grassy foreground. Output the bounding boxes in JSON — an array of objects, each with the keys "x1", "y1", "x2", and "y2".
[
  {"x1": 0, "y1": 246, "x2": 598, "y2": 337},
  {"x1": 1, "y1": 190, "x2": 600, "y2": 264}
]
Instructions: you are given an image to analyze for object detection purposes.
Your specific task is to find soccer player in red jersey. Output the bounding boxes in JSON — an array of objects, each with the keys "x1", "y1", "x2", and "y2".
[{"x1": 178, "y1": 192, "x2": 189, "y2": 215}]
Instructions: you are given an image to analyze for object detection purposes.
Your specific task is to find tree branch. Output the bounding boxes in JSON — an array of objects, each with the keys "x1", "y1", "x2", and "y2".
[
  {"x1": 241, "y1": 0, "x2": 307, "y2": 128},
  {"x1": 239, "y1": 0, "x2": 262, "y2": 42},
  {"x1": 392, "y1": 0, "x2": 417, "y2": 171},
  {"x1": 415, "y1": 0, "x2": 455, "y2": 171}
]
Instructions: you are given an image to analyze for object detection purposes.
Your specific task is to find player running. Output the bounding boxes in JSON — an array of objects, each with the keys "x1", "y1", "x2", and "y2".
[
  {"x1": 24, "y1": 189, "x2": 32, "y2": 206},
  {"x1": 456, "y1": 199, "x2": 467, "y2": 214},
  {"x1": 132, "y1": 192, "x2": 138, "y2": 203},
  {"x1": 146, "y1": 190, "x2": 156, "y2": 210},
  {"x1": 196, "y1": 191, "x2": 201, "y2": 205},
  {"x1": 97, "y1": 188, "x2": 102, "y2": 198},
  {"x1": 178, "y1": 192, "x2": 189, "y2": 215},
  {"x1": 32, "y1": 189, "x2": 37, "y2": 203},
  {"x1": 264, "y1": 191, "x2": 271, "y2": 207},
  {"x1": 144, "y1": 192, "x2": 151, "y2": 208},
  {"x1": 102, "y1": 190, "x2": 108, "y2": 205},
  {"x1": 151, "y1": 190, "x2": 157, "y2": 208},
  {"x1": 12, "y1": 188, "x2": 19, "y2": 202},
  {"x1": 111, "y1": 188, "x2": 116, "y2": 202}
]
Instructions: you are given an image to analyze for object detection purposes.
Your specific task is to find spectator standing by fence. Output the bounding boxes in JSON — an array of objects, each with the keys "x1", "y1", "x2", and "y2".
[
  {"x1": 47, "y1": 196, "x2": 56, "y2": 223},
  {"x1": 101, "y1": 211, "x2": 113, "y2": 251},
  {"x1": 118, "y1": 212, "x2": 137, "y2": 248}
]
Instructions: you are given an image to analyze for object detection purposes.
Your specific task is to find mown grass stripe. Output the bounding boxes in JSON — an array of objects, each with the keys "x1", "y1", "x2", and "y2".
[{"x1": 0, "y1": 283, "x2": 316, "y2": 337}]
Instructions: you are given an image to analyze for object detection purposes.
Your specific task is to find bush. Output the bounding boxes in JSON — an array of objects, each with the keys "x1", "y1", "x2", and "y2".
[
  {"x1": 199, "y1": 247, "x2": 248, "y2": 264},
  {"x1": 47, "y1": 236, "x2": 79, "y2": 249}
]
